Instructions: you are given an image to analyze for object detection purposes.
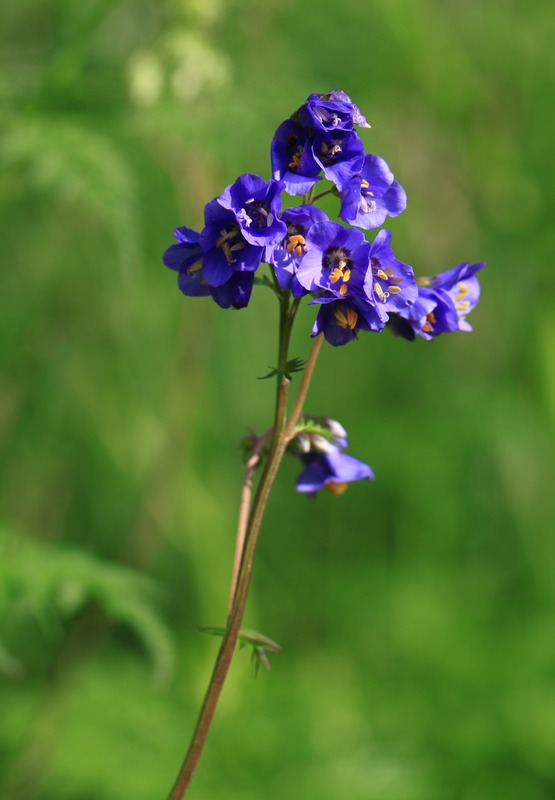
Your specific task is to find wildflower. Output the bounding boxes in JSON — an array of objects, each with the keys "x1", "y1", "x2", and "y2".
[
  {"x1": 311, "y1": 294, "x2": 385, "y2": 346},
  {"x1": 163, "y1": 226, "x2": 209, "y2": 297},
  {"x1": 266, "y1": 205, "x2": 329, "y2": 296},
  {"x1": 365, "y1": 230, "x2": 417, "y2": 320},
  {"x1": 296, "y1": 448, "x2": 374, "y2": 496},
  {"x1": 218, "y1": 174, "x2": 287, "y2": 247},
  {"x1": 339, "y1": 154, "x2": 407, "y2": 229},
  {"x1": 296, "y1": 220, "x2": 372, "y2": 300},
  {"x1": 391, "y1": 261, "x2": 485, "y2": 340},
  {"x1": 294, "y1": 90, "x2": 371, "y2": 132},
  {"x1": 271, "y1": 119, "x2": 323, "y2": 197}
]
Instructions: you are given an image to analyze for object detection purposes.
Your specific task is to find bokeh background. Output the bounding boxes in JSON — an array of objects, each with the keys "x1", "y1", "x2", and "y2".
[{"x1": 2, "y1": 0, "x2": 555, "y2": 798}]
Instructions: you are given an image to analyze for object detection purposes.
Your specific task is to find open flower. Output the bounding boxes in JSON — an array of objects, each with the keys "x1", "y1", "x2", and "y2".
[
  {"x1": 391, "y1": 261, "x2": 485, "y2": 340},
  {"x1": 271, "y1": 119, "x2": 322, "y2": 197},
  {"x1": 296, "y1": 220, "x2": 372, "y2": 300},
  {"x1": 218, "y1": 174, "x2": 287, "y2": 247},
  {"x1": 339, "y1": 154, "x2": 407, "y2": 229},
  {"x1": 266, "y1": 204, "x2": 329, "y2": 296}
]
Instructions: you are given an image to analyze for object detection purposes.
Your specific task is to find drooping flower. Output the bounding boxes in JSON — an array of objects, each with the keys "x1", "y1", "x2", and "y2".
[
  {"x1": 296, "y1": 220, "x2": 372, "y2": 300},
  {"x1": 163, "y1": 226, "x2": 210, "y2": 297},
  {"x1": 296, "y1": 448, "x2": 374, "y2": 496},
  {"x1": 266, "y1": 204, "x2": 329, "y2": 296},
  {"x1": 339, "y1": 154, "x2": 407, "y2": 229},
  {"x1": 391, "y1": 261, "x2": 485, "y2": 340},
  {"x1": 311, "y1": 294, "x2": 385, "y2": 346}
]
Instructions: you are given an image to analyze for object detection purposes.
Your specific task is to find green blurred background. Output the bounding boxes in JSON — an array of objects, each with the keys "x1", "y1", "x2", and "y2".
[{"x1": 2, "y1": 0, "x2": 555, "y2": 798}]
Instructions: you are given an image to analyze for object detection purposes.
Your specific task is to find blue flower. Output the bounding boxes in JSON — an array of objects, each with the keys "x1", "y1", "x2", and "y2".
[
  {"x1": 271, "y1": 120, "x2": 322, "y2": 197},
  {"x1": 311, "y1": 295, "x2": 385, "y2": 346},
  {"x1": 200, "y1": 198, "x2": 265, "y2": 287},
  {"x1": 163, "y1": 226, "x2": 210, "y2": 297},
  {"x1": 312, "y1": 130, "x2": 365, "y2": 190},
  {"x1": 296, "y1": 220, "x2": 372, "y2": 300},
  {"x1": 295, "y1": 90, "x2": 371, "y2": 132},
  {"x1": 218, "y1": 174, "x2": 287, "y2": 247},
  {"x1": 339, "y1": 154, "x2": 407, "y2": 229},
  {"x1": 392, "y1": 261, "x2": 485, "y2": 340},
  {"x1": 365, "y1": 230, "x2": 417, "y2": 318},
  {"x1": 266, "y1": 204, "x2": 329, "y2": 296},
  {"x1": 296, "y1": 448, "x2": 374, "y2": 496}
]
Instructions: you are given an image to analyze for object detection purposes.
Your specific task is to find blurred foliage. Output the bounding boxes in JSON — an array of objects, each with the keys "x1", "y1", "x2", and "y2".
[{"x1": 1, "y1": 0, "x2": 555, "y2": 798}]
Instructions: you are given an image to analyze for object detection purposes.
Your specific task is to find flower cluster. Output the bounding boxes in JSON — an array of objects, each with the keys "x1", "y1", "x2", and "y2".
[{"x1": 164, "y1": 89, "x2": 484, "y2": 345}]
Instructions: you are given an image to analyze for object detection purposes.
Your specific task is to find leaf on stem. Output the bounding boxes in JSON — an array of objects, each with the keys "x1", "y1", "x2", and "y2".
[
  {"x1": 195, "y1": 625, "x2": 281, "y2": 676},
  {"x1": 258, "y1": 357, "x2": 307, "y2": 381}
]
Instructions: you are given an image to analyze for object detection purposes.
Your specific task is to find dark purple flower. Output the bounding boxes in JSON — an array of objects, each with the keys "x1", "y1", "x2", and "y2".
[
  {"x1": 296, "y1": 448, "x2": 374, "y2": 495},
  {"x1": 218, "y1": 174, "x2": 287, "y2": 247},
  {"x1": 163, "y1": 226, "x2": 210, "y2": 297},
  {"x1": 271, "y1": 120, "x2": 322, "y2": 197},
  {"x1": 339, "y1": 154, "x2": 407, "y2": 229},
  {"x1": 312, "y1": 130, "x2": 365, "y2": 190},
  {"x1": 311, "y1": 295, "x2": 385, "y2": 346},
  {"x1": 392, "y1": 261, "x2": 485, "y2": 340},
  {"x1": 266, "y1": 204, "x2": 329, "y2": 296},
  {"x1": 200, "y1": 198, "x2": 265, "y2": 287},
  {"x1": 295, "y1": 90, "x2": 370, "y2": 132},
  {"x1": 210, "y1": 271, "x2": 255, "y2": 309},
  {"x1": 364, "y1": 230, "x2": 417, "y2": 320},
  {"x1": 296, "y1": 220, "x2": 372, "y2": 300}
]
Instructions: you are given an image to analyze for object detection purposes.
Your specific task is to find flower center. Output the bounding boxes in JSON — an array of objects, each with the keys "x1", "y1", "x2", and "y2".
[
  {"x1": 318, "y1": 139, "x2": 343, "y2": 164},
  {"x1": 422, "y1": 311, "x2": 437, "y2": 333},
  {"x1": 371, "y1": 255, "x2": 403, "y2": 302},
  {"x1": 324, "y1": 247, "x2": 352, "y2": 295},
  {"x1": 216, "y1": 224, "x2": 246, "y2": 264},
  {"x1": 287, "y1": 135, "x2": 303, "y2": 171},
  {"x1": 286, "y1": 233, "x2": 307, "y2": 257},
  {"x1": 240, "y1": 198, "x2": 275, "y2": 230}
]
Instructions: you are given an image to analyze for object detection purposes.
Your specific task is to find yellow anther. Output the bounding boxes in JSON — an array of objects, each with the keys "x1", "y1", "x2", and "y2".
[
  {"x1": 221, "y1": 242, "x2": 236, "y2": 264},
  {"x1": 334, "y1": 307, "x2": 358, "y2": 330},
  {"x1": 374, "y1": 282, "x2": 386, "y2": 302},
  {"x1": 339, "y1": 283, "x2": 348, "y2": 296},
  {"x1": 288, "y1": 152, "x2": 302, "y2": 170},
  {"x1": 361, "y1": 179, "x2": 370, "y2": 189},
  {"x1": 427, "y1": 312, "x2": 437, "y2": 325},
  {"x1": 388, "y1": 285, "x2": 402, "y2": 294},
  {"x1": 390, "y1": 276, "x2": 403, "y2": 284},
  {"x1": 376, "y1": 269, "x2": 389, "y2": 281},
  {"x1": 326, "y1": 481, "x2": 348, "y2": 496},
  {"x1": 454, "y1": 282, "x2": 469, "y2": 302},
  {"x1": 422, "y1": 322, "x2": 432, "y2": 333},
  {"x1": 456, "y1": 300, "x2": 470, "y2": 312},
  {"x1": 338, "y1": 259, "x2": 347, "y2": 270},
  {"x1": 329, "y1": 268, "x2": 343, "y2": 283},
  {"x1": 385, "y1": 267, "x2": 394, "y2": 277},
  {"x1": 343, "y1": 268, "x2": 351, "y2": 282},
  {"x1": 286, "y1": 234, "x2": 306, "y2": 254}
]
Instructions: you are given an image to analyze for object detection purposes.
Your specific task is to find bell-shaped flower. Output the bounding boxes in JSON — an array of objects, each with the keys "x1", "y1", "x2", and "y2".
[{"x1": 339, "y1": 154, "x2": 406, "y2": 229}]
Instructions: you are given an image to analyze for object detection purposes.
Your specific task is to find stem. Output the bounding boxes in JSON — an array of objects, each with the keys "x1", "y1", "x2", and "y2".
[
  {"x1": 167, "y1": 314, "x2": 324, "y2": 800},
  {"x1": 227, "y1": 428, "x2": 272, "y2": 618},
  {"x1": 284, "y1": 333, "x2": 324, "y2": 440}
]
